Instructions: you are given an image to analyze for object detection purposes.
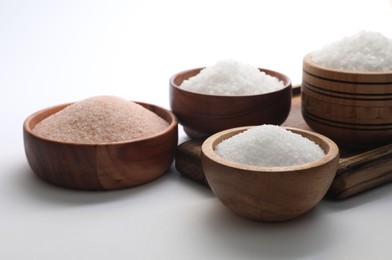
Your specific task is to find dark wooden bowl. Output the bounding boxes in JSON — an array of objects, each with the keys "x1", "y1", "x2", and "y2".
[
  {"x1": 23, "y1": 102, "x2": 178, "y2": 190},
  {"x1": 201, "y1": 126, "x2": 339, "y2": 222},
  {"x1": 302, "y1": 53, "x2": 392, "y2": 147},
  {"x1": 170, "y1": 68, "x2": 292, "y2": 138}
]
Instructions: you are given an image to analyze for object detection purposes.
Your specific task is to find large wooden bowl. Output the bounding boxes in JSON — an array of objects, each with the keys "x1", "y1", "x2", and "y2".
[
  {"x1": 201, "y1": 126, "x2": 339, "y2": 222},
  {"x1": 170, "y1": 68, "x2": 292, "y2": 138},
  {"x1": 23, "y1": 102, "x2": 178, "y2": 190},
  {"x1": 302, "y1": 53, "x2": 392, "y2": 147}
]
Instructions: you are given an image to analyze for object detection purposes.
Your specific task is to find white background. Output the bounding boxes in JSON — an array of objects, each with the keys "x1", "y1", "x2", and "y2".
[{"x1": 2, "y1": 0, "x2": 392, "y2": 259}]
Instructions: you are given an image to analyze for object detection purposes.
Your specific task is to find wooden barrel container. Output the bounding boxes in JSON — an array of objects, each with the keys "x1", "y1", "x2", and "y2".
[{"x1": 302, "y1": 53, "x2": 392, "y2": 147}]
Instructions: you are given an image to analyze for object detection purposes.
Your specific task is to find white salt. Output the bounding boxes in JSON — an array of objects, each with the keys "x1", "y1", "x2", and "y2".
[
  {"x1": 311, "y1": 31, "x2": 392, "y2": 72},
  {"x1": 180, "y1": 59, "x2": 285, "y2": 95},
  {"x1": 215, "y1": 125, "x2": 325, "y2": 167},
  {"x1": 33, "y1": 96, "x2": 169, "y2": 144}
]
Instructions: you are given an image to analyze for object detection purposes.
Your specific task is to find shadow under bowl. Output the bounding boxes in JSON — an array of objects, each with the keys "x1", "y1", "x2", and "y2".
[
  {"x1": 170, "y1": 67, "x2": 292, "y2": 139},
  {"x1": 201, "y1": 126, "x2": 339, "y2": 222},
  {"x1": 23, "y1": 101, "x2": 178, "y2": 190}
]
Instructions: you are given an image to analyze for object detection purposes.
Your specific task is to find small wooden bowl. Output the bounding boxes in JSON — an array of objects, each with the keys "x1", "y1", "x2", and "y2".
[
  {"x1": 302, "y1": 53, "x2": 392, "y2": 147},
  {"x1": 201, "y1": 126, "x2": 339, "y2": 222},
  {"x1": 170, "y1": 67, "x2": 292, "y2": 138},
  {"x1": 23, "y1": 102, "x2": 178, "y2": 190}
]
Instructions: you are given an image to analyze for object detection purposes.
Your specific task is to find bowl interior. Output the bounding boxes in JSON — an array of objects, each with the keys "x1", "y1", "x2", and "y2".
[
  {"x1": 203, "y1": 126, "x2": 339, "y2": 172},
  {"x1": 171, "y1": 67, "x2": 292, "y2": 96},
  {"x1": 24, "y1": 101, "x2": 178, "y2": 145}
]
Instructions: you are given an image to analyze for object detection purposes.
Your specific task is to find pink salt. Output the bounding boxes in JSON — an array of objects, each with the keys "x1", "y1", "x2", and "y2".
[{"x1": 32, "y1": 96, "x2": 169, "y2": 144}]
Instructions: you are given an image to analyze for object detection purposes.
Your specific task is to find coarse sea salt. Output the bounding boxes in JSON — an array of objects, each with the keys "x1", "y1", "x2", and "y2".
[
  {"x1": 214, "y1": 125, "x2": 325, "y2": 167},
  {"x1": 180, "y1": 59, "x2": 285, "y2": 95},
  {"x1": 33, "y1": 96, "x2": 169, "y2": 144},
  {"x1": 311, "y1": 31, "x2": 392, "y2": 72}
]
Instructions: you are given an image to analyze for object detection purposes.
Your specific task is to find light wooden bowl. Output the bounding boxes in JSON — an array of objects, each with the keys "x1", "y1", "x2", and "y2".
[
  {"x1": 302, "y1": 53, "x2": 392, "y2": 147},
  {"x1": 201, "y1": 126, "x2": 339, "y2": 222},
  {"x1": 23, "y1": 101, "x2": 178, "y2": 190},
  {"x1": 170, "y1": 67, "x2": 292, "y2": 138}
]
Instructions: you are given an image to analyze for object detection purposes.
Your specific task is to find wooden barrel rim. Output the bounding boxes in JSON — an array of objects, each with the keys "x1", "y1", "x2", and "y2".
[{"x1": 303, "y1": 53, "x2": 392, "y2": 83}]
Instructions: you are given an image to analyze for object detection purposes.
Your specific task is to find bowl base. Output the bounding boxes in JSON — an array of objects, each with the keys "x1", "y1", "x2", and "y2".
[{"x1": 183, "y1": 127, "x2": 210, "y2": 139}]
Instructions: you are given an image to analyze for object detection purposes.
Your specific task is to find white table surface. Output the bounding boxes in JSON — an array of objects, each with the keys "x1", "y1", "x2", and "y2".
[{"x1": 2, "y1": 1, "x2": 392, "y2": 259}]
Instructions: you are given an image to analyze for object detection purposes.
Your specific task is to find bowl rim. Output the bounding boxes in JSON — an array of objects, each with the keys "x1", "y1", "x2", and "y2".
[
  {"x1": 169, "y1": 67, "x2": 292, "y2": 98},
  {"x1": 201, "y1": 125, "x2": 339, "y2": 172},
  {"x1": 304, "y1": 53, "x2": 392, "y2": 75},
  {"x1": 23, "y1": 101, "x2": 178, "y2": 146}
]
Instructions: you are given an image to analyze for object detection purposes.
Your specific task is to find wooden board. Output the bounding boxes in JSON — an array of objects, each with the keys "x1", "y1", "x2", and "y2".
[{"x1": 175, "y1": 88, "x2": 392, "y2": 199}]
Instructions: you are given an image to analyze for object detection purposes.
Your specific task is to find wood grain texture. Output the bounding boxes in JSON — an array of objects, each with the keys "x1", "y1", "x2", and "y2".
[
  {"x1": 302, "y1": 53, "x2": 392, "y2": 147},
  {"x1": 329, "y1": 144, "x2": 392, "y2": 198},
  {"x1": 175, "y1": 88, "x2": 392, "y2": 199},
  {"x1": 24, "y1": 102, "x2": 178, "y2": 190},
  {"x1": 169, "y1": 67, "x2": 292, "y2": 138},
  {"x1": 175, "y1": 138, "x2": 207, "y2": 185},
  {"x1": 201, "y1": 126, "x2": 339, "y2": 222}
]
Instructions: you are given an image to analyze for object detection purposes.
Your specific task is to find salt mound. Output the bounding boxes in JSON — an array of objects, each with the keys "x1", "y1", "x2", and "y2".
[
  {"x1": 33, "y1": 96, "x2": 169, "y2": 144},
  {"x1": 311, "y1": 31, "x2": 392, "y2": 72},
  {"x1": 180, "y1": 59, "x2": 285, "y2": 95},
  {"x1": 215, "y1": 125, "x2": 325, "y2": 167}
]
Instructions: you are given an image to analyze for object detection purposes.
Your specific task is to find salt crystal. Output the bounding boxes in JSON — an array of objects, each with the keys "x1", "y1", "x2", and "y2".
[
  {"x1": 33, "y1": 96, "x2": 169, "y2": 144},
  {"x1": 180, "y1": 59, "x2": 285, "y2": 95},
  {"x1": 215, "y1": 125, "x2": 325, "y2": 167},
  {"x1": 311, "y1": 31, "x2": 392, "y2": 72}
]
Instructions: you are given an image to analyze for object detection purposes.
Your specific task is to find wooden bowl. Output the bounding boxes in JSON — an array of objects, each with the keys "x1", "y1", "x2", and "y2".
[
  {"x1": 170, "y1": 67, "x2": 292, "y2": 138},
  {"x1": 23, "y1": 102, "x2": 178, "y2": 190},
  {"x1": 201, "y1": 126, "x2": 339, "y2": 222},
  {"x1": 302, "y1": 53, "x2": 392, "y2": 147}
]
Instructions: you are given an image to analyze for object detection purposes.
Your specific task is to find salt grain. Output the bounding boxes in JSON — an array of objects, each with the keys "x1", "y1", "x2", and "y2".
[
  {"x1": 33, "y1": 96, "x2": 169, "y2": 144},
  {"x1": 311, "y1": 31, "x2": 392, "y2": 72},
  {"x1": 180, "y1": 59, "x2": 285, "y2": 95},
  {"x1": 215, "y1": 125, "x2": 325, "y2": 167}
]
